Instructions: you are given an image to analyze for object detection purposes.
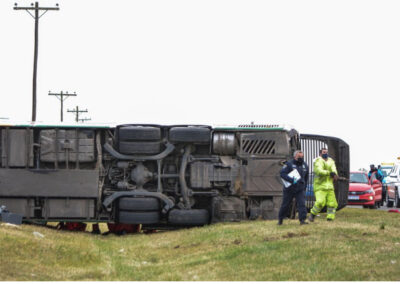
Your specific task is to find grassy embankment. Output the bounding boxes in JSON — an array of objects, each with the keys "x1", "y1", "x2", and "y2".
[{"x1": 0, "y1": 207, "x2": 399, "y2": 281}]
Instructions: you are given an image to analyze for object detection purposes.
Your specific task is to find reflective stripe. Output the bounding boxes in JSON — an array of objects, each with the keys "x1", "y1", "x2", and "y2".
[
  {"x1": 313, "y1": 205, "x2": 322, "y2": 211},
  {"x1": 311, "y1": 205, "x2": 322, "y2": 215},
  {"x1": 327, "y1": 207, "x2": 336, "y2": 214}
]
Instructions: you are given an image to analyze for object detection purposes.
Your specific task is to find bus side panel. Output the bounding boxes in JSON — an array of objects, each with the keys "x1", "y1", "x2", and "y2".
[
  {"x1": 0, "y1": 169, "x2": 99, "y2": 198},
  {"x1": 0, "y1": 198, "x2": 34, "y2": 217},
  {"x1": 0, "y1": 198, "x2": 96, "y2": 219},
  {"x1": 0, "y1": 169, "x2": 99, "y2": 220}
]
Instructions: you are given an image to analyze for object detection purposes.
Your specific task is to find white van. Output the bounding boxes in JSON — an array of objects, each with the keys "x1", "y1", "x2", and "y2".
[{"x1": 385, "y1": 162, "x2": 400, "y2": 207}]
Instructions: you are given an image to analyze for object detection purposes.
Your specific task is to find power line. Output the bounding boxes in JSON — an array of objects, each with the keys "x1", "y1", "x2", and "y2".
[
  {"x1": 48, "y1": 91, "x2": 77, "y2": 122},
  {"x1": 14, "y1": 2, "x2": 60, "y2": 122},
  {"x1": 67, "y1": 106, "x2": 88, "y2": 123}
]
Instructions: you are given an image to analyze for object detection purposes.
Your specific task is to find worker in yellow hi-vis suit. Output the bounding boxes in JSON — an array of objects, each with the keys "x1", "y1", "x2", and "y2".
[{"x1": 309, "y1": 148, "x2": 338, "y2": 222}]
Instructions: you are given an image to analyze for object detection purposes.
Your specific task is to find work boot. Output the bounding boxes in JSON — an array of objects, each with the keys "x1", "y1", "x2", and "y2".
[
  {"x1": 308, "y1": 214, "x2": 315, "y2": 222},
  {"x1": 277, "y1": 219, "x2": 283, "y2": 226},
  {"x1": 300, "y1": 220, "x2": 309, "y2": 225}
]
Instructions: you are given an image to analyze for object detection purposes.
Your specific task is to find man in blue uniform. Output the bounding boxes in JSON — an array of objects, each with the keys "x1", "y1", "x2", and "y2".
[{"x1": 278, "y1": 150, "x2": 309, "y2": 225}]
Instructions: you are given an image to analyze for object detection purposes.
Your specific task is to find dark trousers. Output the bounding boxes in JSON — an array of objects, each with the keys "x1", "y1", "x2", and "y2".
[{"x1": 278, "y1": 188, "x2": 307, "y2": 221}]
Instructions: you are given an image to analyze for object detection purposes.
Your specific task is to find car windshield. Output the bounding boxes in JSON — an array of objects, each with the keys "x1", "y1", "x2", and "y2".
[{"x1": 350, "y1": 173, "x2": 368, "y2": 184}]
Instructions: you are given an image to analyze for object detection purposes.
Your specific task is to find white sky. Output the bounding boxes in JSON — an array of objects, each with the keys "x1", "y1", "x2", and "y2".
[{"x1": 1, "y1": 0, "x2": 400, "y2": 170}]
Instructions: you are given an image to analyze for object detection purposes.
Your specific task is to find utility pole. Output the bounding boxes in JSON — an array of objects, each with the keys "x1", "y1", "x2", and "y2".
[
  {"x1": 67, "y1": 106, "x2": 88, "y2": 123},
  {"x1": 78, "y1": 117, "x2": 92, "y2": 123},
  {"x1": 14, "y1": 2, "x2": 60, "y2": 122},
  {"x1": 48, "y1": 91, "x2": 77, "y2": 122}
]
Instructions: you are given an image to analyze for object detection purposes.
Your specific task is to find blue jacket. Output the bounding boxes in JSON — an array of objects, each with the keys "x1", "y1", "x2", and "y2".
[
  {"x1": 280, "y1": 159, "x2": 309, "y2": 191},
  {"x1": 368, "y1": 169, "x2": 384, "y2": 182}
]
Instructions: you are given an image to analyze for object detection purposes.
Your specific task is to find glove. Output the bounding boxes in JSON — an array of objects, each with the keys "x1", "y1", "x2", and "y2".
[
  {"x1": 330, "y1": 172, "x2": 336, "y2": 178},
  {"x1": 293, "y1": 177, "x2": 299, "y2": 184}
]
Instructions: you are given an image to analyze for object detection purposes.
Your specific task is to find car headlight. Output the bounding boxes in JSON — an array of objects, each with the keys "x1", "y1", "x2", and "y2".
[{"x1": 365, "y1": 189, "x2": 374, "y2": 194}]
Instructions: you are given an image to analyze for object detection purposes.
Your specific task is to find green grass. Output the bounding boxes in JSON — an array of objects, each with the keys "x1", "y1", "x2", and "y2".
[{"x1": 1, "y1": 208, "x2": 400, "y2": 281}]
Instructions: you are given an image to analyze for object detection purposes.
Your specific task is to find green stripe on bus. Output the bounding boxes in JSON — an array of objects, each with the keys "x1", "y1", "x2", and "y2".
[{"x1": 213, "y1": 127, "x2": 284, "y2": 130}]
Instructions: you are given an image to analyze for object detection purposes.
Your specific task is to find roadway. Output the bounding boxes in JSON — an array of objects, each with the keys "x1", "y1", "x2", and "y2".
[{"x1": 347, "y1": 204, "x2": 398, "y2": 211}]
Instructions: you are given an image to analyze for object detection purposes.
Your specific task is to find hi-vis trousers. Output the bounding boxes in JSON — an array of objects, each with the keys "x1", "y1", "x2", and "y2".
[{"x1": 310, "y1": 190, "x2": 338, "y2": 220}]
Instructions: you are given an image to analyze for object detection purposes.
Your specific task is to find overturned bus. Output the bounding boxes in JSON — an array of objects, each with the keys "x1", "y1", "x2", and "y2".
[{"x1": 0, "y1": 123, "x2": 349, "y2": 228}]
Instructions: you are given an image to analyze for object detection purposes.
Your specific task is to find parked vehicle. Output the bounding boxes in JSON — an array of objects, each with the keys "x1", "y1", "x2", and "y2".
[
  {"x1": 380, "y1": 162, "x2": 394, "y2": 203},
  {"x1": 0, "y1": 122, "x2": 350, "y2": 229},
  {"x1": 380, "y1": 163, "x2": 394, "y2": 182},
  {"x1": 348, "y1": 171, "x2": 382, "y2": 209},
  {"x1": 385, "y1": 161, "x2": 400, "y2": 208}
]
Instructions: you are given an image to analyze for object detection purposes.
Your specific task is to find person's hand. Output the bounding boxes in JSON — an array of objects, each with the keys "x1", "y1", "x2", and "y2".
[
  {"x1": 330, "y1": 172, "x2": 336, "y2": 178},
  {"x1": 293, "y1": 177, "x2": 298, "y2": 184}
]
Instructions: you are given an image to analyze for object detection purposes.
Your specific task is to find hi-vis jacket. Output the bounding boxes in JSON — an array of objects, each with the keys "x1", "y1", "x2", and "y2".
[{"x1": 313, "y1": 157, "x2": 338, "y2": 191}]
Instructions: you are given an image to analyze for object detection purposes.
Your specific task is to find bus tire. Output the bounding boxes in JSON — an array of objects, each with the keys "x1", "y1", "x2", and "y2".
[
  {"x1": 119, "y1": 197, "x2": 160, "y2": 211},
  {"x1": 169, "y1": 127, "x2": 210, "y2": 144},
  {"x1": 119, "y1": 141, "x2": 161, "y2": 155},
  {"x1": 118, "y1": 211, "x2": 160, "y2": 224},
  {"x1": 119, "y1": 126, "x2": 161, "y2": 141},
  {"x1": 168, "y1": 209, "x2": 209, "y2": 226}
]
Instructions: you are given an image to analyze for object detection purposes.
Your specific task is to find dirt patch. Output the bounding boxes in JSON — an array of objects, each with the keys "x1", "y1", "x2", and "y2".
[
  {"x1": 263, "y1": 236, "x2": 278, "y2": 242},
  {"x1": 173, "y1": 243, "x2": 199, "y2": 249},
  {"x1": 263, "y1": 232, "x2": 309, "y2": 242},
  {"x1": 283, "y1": 232, "x2": 309, "y2": 239},
  {"x1": 340, "y1": 234, "x2": 351, "y2": 239}
]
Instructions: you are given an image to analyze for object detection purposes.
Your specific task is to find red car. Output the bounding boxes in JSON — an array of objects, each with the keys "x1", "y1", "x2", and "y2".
[{"x1": 348, "y1": 171, "x2": 383, "y2": 209}]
